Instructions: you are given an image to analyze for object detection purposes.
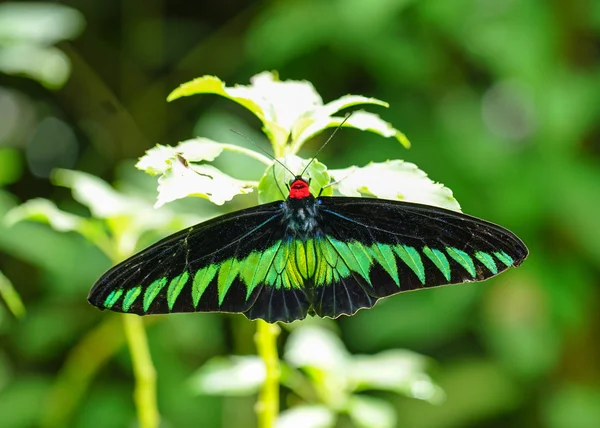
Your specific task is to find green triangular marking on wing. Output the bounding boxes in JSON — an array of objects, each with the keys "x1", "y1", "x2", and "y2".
[
  {"x1": 494, "y1": 250, "x2": 514, "y2": 267},
  {"x1": 368, "y1": 243, "x2": 399, "y2": 286},
  {"x1": 327, "y1": 238, "x2": 372, "y2": 285},
  {"x1": 255, "y1": 241, "x2": 282, "y2": 288},
  {"x1": 167, "y1": 271, "x2": 189, "y2": 310},
  {"x1": 394, "y1": 245, "x2": 425, "y2": 284},
  {"x1": 104, "y1": 288, "x2": 123, "y2": 309},
  {"x1": 423, "y1": 247, "x2": 451, "y2": 281},
  {"x1": 144, "y1": 278, "x2": 167, "y2": 312},
  {"x1": 446, "y1": 247, "x2": 476, "y2": 278},
  {"x1": 239, "y1": 251, "x2": 261, "y2": 299},
  {"x1": 192, "y1": 264, "x2": 218, "y2": 307},
  {"x1": 347, "y1": 241, "x2": 374, "y2": 285},
  {"x1": 217, "y1": 259, "x2": 240, "y2": 305},
  {"x1": 304, "y1": 240, "x2": 317, "y2": 279},
  {"x1": 123, "y1": 286, "x2": 142, "y2": 311},
  {"x1": 475, "y1": 251, "x2": 498, "y2": 274}
]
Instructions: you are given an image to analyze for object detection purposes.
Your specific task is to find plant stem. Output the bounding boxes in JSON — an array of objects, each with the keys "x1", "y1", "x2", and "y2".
[
  {"x1": 42, "y1": 314, "x2": 124, "y2": 427},
  {"x1": 122, "y1": 315, "x2": 159, "y2": 428},
  {"x1": 254, "y1": 320, "x2": 281, "y2": 428}
]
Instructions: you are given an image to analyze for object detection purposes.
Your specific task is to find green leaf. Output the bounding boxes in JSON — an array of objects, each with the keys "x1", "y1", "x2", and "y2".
[
  {"x1": 136, "y1": 139, "x2": 228, "y2": 175},
  {"x1": 0, "y1": 45, "x2": 71, "y2": 89},
  {"x1": 167, "y1": 72, "x2": 401, "y2": 150},
  {"x1": 347, "y1": 395, "x2": 397, "y2": 428},
  {"x1": 4, "y1": 198, "x2": 110, "y2": 251},
  {"x1": 0, "y1": 3, "x2": 84, "y2": 45},
  {"x1": 293, "y1": 110, "x2": 410, "y2": 151},
  {"x1": 167, "y1": 73, "x2": 292, "y2": 146},
  {"x1": 155, "y1": 157, "x2": 254, "y2": 207},
  {"x1": 0, "y1": 148, "x2": 23, "y2": 186},
  {"x1": 136, "y1": 139, "x2": 271, "y2": 176},
  {"x1": 52, "y1": 169, "x2": 143, "y2": 219},
  {"x1": 6, "y1": 198, "x2": 88, "y2": 232},
  {"x1": 330, "y1": 160, "x2": 461, "y2": 211},
  {"x1": 0, "y1": 269, "x2": 26, "y2": 319},
  {"x1": 284, "y1": 325, "x2": 349, "y2": 371},
  {"x1": 257, "y1": 155, "x2": 332, "y2": 204},
  {"x1": 291, "y1": 95, "x2": 389, "y2": 139},
  {"x1": 277, "y1": 405, "x2": 335, "y2": 428},
  {"x1": 347, "y1": 350, "x2": 444, "y2": 403},
  {"x1": 188, "y1": 356, "x2": 265, "y2": 396},
  {"x1": 167, "y1": 75, "x2": 266, "y2": 119}
]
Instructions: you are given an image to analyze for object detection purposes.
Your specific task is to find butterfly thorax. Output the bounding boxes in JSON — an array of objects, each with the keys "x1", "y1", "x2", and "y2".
[{"x1": 282, "y1": 195, "x2": 321, "y2": 240}]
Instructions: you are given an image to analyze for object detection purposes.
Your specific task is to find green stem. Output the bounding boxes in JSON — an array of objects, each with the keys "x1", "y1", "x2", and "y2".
[
  {"x1": 111, "y1": 233, "x2": 160, "y2": 428},
  {"x1": 0, "y1": 270, "x2": 26, "y2": 319},
  {"x1": 41, "y1": 314, "x2": 124, "y2": 427},
  {"x1": 122, "y1": 315, "x2": 159, "y2": 428},
  {"x1": 254, "y1": 320, "x2": 281, "y2": 428}
]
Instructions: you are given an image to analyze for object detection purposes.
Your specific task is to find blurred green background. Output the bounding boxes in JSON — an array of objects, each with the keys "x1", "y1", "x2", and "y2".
[{"x1": 1, "y1": 0, "x2": 600, "y2": 427}]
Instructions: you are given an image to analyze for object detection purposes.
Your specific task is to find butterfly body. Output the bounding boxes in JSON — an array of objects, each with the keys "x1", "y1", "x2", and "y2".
[{"x1": 89, "y1": 178, "x2": 528, "y2": 323}]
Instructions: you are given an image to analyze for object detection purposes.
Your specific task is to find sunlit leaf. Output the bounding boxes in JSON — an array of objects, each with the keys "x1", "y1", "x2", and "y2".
[
  {"x1": 330, "y1": 160, "x2": 461, "y2": 211},
  {"x1": 155, "y1": 157, "x2": 254, "y2": 207},
  {"x1": 136, "y1": 139, "x2": 227, "y2": 175},
  {"x1": 188, "y1": 356, "x2": 265, "y2": 396},
  {"x1": 258, "y1": 155, "x2": 332, "y2": 204},
  {"x1": 168, "y1": 72, "x2": 323, "y2": 147},
  {"x1": 284, "y1": 325, "x2": 349, "y2": 371},
  {"x1": 4, "y1": 198, "x2": 109, "y2": 250},
  {"x1": 0, "y1": 3, "x2": 85, "y2": 45},
  {"x1": 293, "y1": 110, "x2": 410, "y2": 151},
  {"x1": 277, "y1": 405, "x2": 335, "y2": 428},
  {"x1": 348, "y1": 350, "x2": 444, "y2": 403},
  {"x1": 0, "y1": 269, "x2": 26, "y2": 319},
  {"x1": 0, "y1": 45, "x2": 71, "y2": 89},
  {"x1": 347, "y1": 395, "x2": 396, "y2": 428},
  {"x1": 167, "y1": 75, "x2": 266, "y2": 120},
  {"x1": 166, "y1": 72, "x2": 399, "y2": 151},
  {"x1": 52, "y1": 169, "x2": 143, "y2": 219},
  {"x1": 6, "y1": 198, "x2": 88, "y2": 232}
]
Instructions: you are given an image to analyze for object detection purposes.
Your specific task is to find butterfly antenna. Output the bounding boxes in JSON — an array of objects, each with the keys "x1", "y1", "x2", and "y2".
[
  {"x1": 300, "y1": 112, "x2": 353, "y2": 177},
  {"x1": 229, "y1": 129, "x2": 296, "y2": 178},
  {"x1": 272, "y1": 160, "x2": 287, "y2": 199}
]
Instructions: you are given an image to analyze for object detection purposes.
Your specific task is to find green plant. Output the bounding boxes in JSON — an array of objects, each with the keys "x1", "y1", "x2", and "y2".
[{"x1": 9, "y1": 72, "x2": 459, "y2": 427}]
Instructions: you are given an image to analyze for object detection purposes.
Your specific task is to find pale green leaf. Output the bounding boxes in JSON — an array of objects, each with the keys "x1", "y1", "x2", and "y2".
[
  {"x1": 0, "y1": 3, "x2": 85, "y2": 45},
  {"x1": 188, "y1": 356, "x2": 265, "y2": 396},
  {"x1": 293, "y1": 110, "x2": 410, "y2": 150},
  {"x1": 347, "y1": 350, "x2": 444, "y2": 403},
  {"x1": 167, "y1": 75, "x2": 266, "y2": 119},
  {"x1": 257, "y1": 155, "x2": 332, "y2": 204},
  {"x1": 167, "y1": 72, "x2": 324, "y2": 146},
  {"x1": 277, "y1": 405, "x2": 335, "y2": 428},
  {"x1": 330, "y1": 160, "x2": 461, "y2": 211},
  {"x1": 347, "y1": 395, "x2": 397, "y2": 428},
  {"x1": 0, "y1": 269, "x2": 26, "y2": 319},
  {"x1": 136, "y1": 139, "x2": 271, "y2": 176},
  {"x1": 3, "y1": 198, "x2": 110, "y2": 250},
  {"x1": 5, "y1": 198, "x2": 86, "y2": 232},
  {"x1": 136, "y1": 139, "x2": 227, "y2": 175},
  {"x1": 52, "y1": 169, "x2": 144, "y2": 219},
  {"x1": 155, "y1": 158, "x2": 254, "y2": 207},
  {"x1": 291, "y1": 95, "x2": 389, "y2": 141},
  {"x1": 0, "y1": 45, "x2": 71, "y2": 89},
  {"x1": 284, "y1": 325, "x2": 349, "y2": 371}
]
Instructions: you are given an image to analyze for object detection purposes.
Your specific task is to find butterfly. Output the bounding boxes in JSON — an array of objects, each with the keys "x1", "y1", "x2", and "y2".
[{"x1": 88, "y1": 164, "x2": 528, "y2": 323}]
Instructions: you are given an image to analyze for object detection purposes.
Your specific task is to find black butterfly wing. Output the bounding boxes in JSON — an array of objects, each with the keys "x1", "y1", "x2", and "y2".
[
  {"x1": 88, "y1": 202, "x2": 312, "y2": 323},
  {"x1": 310, "y1": 197, "x2": 528, "y2": 319}
]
